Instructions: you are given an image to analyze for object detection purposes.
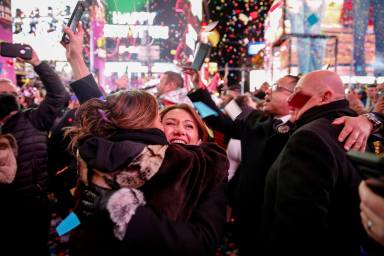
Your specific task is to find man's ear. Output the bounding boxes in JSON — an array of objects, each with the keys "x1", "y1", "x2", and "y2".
[{"x1": 321, "y1": 90, "x2": 332, "y2": 103}]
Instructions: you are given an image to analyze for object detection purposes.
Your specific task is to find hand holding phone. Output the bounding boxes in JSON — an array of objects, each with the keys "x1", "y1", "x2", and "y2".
[
  {"x1": 62, "y1": 24, "x2": 85, "y2": 60},
  {"x1": 182, "y1": 66, "x2": 206, "y2": 90},
  {"x1": 61, "y1": 1, "x2": 86, "y2": 44}
]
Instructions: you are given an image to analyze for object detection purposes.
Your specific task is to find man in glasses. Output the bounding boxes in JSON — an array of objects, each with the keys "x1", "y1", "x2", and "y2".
[
  {"x1": 186, "y1": 74, "x2": 302, "y2": 255},
  {"x1": 263, "y1": 76, "x2": 297, "y2": 122}
]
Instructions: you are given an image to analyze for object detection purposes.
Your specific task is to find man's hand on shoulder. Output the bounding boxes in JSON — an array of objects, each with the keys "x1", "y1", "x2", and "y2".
[{"x1": 332, "y1": 115, "x2": 374, "y2": 151}]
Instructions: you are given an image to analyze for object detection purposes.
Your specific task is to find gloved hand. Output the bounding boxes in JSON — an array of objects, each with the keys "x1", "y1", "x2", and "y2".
[{"x1": 75, "y1": 183, "x2": 115, "y2": 223}]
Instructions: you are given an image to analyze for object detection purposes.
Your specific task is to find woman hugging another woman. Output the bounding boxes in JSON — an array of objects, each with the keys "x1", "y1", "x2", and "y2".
[{"x1": 68, "y1": 89, "x2": 229, "y2": 256}]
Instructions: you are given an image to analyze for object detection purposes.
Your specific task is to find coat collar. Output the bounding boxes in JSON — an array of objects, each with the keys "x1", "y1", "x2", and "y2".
[
  {"x1": 78, "y1": 128, "x2": 168, "y2": 173},
  {"x1": 295, "y1": 99, "x2": 357, "y2": 129},
  {"x1": 111, "y1": 128, "x2": 168, "y2": 145}
]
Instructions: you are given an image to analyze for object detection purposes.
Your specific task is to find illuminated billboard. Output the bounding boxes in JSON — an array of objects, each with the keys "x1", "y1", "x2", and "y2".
[
  {"x1": 11, "y1": 0, "x2": 80, "y2": 61},
  {"x1": 101, "y1": 0, "x2": 203, "y2": 91},
  {"x1": 103, "y1": 0, "x2": 202, "y2": 65},
  {"x1": 264, "y1": 0, "x2": 377, "y2": 77}
]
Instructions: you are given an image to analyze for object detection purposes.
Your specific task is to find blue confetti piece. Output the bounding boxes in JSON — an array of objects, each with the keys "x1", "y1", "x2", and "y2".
[
  {"x1": 56, "y1": 211, "x2": 80, "y2": 236},
  {"x1": 307, "y1": 14, "x2": 319, "y2": 26},
  {"x1": 193, "y1": 101, "x2": 218, "y2": 118}
]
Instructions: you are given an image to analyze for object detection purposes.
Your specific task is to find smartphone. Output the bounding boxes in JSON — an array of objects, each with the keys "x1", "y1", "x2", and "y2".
[
  {"x1": 191, "y1": 42, "x2": 210, "y2": 71},
  {"x1": 347, "y1": 151, "x2": 384, "y2": 180},
  {"x1": 0, "y1": 42, "x2": 32, "y2": 60},
  {"x1": 61, "y1": 1, "x2": 86, "y2": 44}
]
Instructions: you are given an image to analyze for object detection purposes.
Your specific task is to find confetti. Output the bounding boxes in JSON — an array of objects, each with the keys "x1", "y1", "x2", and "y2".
[{"x1": 208, "y1": 0, "x2": 273, "y2": 84}]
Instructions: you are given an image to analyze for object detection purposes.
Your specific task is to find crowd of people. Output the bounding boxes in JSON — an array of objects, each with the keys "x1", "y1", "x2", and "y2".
[{"x1": 1, "y1": 22, "x2": 384, "y2": 256}]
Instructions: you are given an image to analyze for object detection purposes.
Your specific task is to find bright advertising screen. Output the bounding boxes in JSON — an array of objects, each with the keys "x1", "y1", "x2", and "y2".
[
  {"x1": 101, "y1": 0, "x2": 203, "y2": 90},
  {"x1": 12, "y1": 0, "x2": 79, "y2": 61},
  {"x1": 103, "y1": 0, "x2": 202, "y2": 66}
]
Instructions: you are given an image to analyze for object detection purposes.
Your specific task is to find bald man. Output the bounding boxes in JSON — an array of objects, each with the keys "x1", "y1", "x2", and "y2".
[{"x1": 261, "y1": 70, "x2": 366, "y2": 255}]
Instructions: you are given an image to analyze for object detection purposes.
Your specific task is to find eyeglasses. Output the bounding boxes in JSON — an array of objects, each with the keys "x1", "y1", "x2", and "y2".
[{"x1": 271, "y1": 83, "x2": 294, "y2": 93}]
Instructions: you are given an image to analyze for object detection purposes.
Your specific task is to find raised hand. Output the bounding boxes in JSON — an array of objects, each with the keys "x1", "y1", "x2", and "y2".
[{"x1": 61, "y1": 23, "x2": 84, "y2": 62}]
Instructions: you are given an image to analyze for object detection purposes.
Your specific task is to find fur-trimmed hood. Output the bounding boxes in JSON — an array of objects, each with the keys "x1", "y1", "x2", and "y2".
[{"x1": 77, "y1": 128, "x2": 229, "y2": 222}]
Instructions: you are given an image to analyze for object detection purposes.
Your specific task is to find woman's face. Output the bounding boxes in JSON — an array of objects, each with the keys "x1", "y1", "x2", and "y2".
[{"x1": 162, "y1": 109, "x2": 200, "y2": 145}]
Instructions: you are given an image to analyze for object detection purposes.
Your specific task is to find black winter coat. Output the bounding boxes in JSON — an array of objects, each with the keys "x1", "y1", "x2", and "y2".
[
  {"x1": 262, "y1": 100, "x2": 363, "y2": 255},
  {"x1": 0, "y1": 62, "x2": 68, "y2": 256},
  {"x1": 188, "y1": 88, "x2": 291, "y2": 255},
  {"x1": 68, "y1": 75, "x2": 229, "y2": 256}
]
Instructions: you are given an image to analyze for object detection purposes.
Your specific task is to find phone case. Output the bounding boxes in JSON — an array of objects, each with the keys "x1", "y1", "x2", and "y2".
[
  {"x1": 0, "y1": 42, "x2": 32, "y2": 60},
  {"x1": 61, "y1": 1, "x2": 85, "y2": 44},
  {"x1": 191, "y1": 43, "x2": 210, "y2": 71}
]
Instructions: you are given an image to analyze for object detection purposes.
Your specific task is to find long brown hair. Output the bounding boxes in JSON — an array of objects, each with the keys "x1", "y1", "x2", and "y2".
[
  {"x1": 160, "y1": 104, "x2": 209, "y2": 143},
  {"x1": 68, "y1": 89, "x2": 159, "y2": 151}
]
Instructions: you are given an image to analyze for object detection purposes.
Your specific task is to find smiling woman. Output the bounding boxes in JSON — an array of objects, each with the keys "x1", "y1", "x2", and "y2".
[
  {"x1": 160, "y1": 103, "x2": 209, "y2": 145},
  {"x1": 68, "y1": 90, "x2": 228, "y2": 255}
]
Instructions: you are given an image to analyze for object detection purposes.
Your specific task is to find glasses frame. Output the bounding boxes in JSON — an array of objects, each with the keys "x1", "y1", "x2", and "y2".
[{"x1": 271, "y1": 83, "x2": 294, "y2": 94}]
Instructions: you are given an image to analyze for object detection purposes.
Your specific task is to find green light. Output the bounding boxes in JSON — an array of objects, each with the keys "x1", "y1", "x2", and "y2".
[{"x1": 106, "y1": 0, "x2": 148, "y2": 13}]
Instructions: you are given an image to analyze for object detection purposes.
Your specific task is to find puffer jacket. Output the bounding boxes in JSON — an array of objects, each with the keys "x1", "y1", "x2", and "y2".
[
  {"x1": 0, "y1": 61, "x2": 68, "y2": 200},
  {"x1": 0, "y1": 61, "x2": 68, "y2": 256}
]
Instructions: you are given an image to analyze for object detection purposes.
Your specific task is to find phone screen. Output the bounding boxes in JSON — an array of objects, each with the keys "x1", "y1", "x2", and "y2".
[{"x1": 61, "y1": 1, "x2": 85, "y2": 44}]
